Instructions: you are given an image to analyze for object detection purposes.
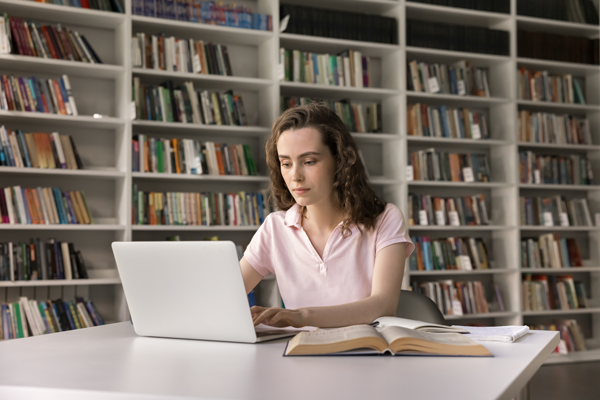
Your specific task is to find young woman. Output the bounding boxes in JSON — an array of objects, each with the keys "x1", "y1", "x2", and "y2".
[{"x1": 240, "y1": 103, "x2": 414, "y2": 328}]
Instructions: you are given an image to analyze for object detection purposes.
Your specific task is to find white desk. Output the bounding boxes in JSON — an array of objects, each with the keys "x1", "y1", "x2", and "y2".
[{"x1": 0, "y1": 322, "x2": 559, "y2": 400}]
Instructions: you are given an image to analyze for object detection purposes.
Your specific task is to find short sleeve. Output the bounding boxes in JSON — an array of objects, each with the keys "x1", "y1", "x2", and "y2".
[
  {"x1": 243, "y1": 215, "x2": 275, "y2": 276},
  {"x1": 375, "y1": 204, "x2": 415, "y2": 257}
]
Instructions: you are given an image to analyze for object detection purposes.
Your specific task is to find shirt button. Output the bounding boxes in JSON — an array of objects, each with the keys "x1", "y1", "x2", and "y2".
[{"x1": 319, "y1": 263, "x2": 325, "y2": 271}]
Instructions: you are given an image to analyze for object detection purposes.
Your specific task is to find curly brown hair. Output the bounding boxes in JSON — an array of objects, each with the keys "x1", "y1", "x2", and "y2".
[{"x1": 266, "y1": 102, "x2": 386, "y2": 237}]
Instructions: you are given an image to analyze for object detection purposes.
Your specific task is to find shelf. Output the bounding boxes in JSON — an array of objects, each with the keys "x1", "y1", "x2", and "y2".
[
  {"x1": 351, "y1": 133, "x2": 400, "y2": 142},
  {"x1": 519, "y1": 184, "x2": 600, "y2": 191},
  {"x1": 410, "y1": 269, "x2": 514, "y2": 276},
  {"x1": 407, "y1": 91, "x2": 509, "y2": 107},
  {"x1": 0, "y1": 55, "x2": 125, "y2": 79},
  {"x1": 279, "y1": 33, "x2": 400, "y2": 58},
  {"x1": 445, "y1": 311, "x2": 517, "y2": 320},
  {"x1": 405, "y1": 2, "x2": 510, "y2": 27},
  {"x1": 280, "y1": 82, "x2": 398, "y2": 100},
  {"x1": 408, "y1": 181, "x2": 507, "y2": 188},
  {"x1": 369, "y1": 177, "x2": 401, "y2": 185},
  {"x1": 522, "y1": 307, "x2": 600, "y2": 316},
  {"x1": 0, "y1": 167, "x2": 125, "y2": 179},
  {"x1": 0, "y1": 0, "x2": 125, "y2": 29},
  {"x1": 406, "y1": 46, "x2": 510, "y2": 66},
  {"x1": 132, "y1": 121, "x2": 270, "y2": 136},
  {"x1": 131, "y1": 15, "x2": 273, "y2": 46},
  {"x1": 133, "y1": 69, "x2": 273, "y2": 90},
  {"x1": 132, "y1": 225, "x2": 259, "y2": 232},
  {"x1": 0, "y1": 278, "x2": 121, "y2": 287},
  {"x1": 0, "y1": 111, "x2": 125, "y2": 129},
  {"x1": 407, "y1": 137, "x2": 508, "y2": 147},
  {"x1": 516, "y1": 15, "x2": 600, "y2": 37},
  {"x1": 517, "y1": 58, "x2": 600, "y2": 76},
  {"x1": 521, "y1": 267, "x2": 600, "y2": 274},
  {"x1": 132, "y1": 172, "x2": 269, "y2": 182},
  {"x1": 0, "y1": 223, "x2": 125, "y2": 231},
  {"x1": 545, "y1": 348, "x2": 600, "y2": 365},
  {"x1": 409, "y1": 225, "x2": 510, "y2": 231},
  {"x1": 518, "y1": 142, "x2": 600, "y2": 151},
  {"x1": 517, "y1": 100, "x2": 600, "y2": 113},
  {"x1": 519, "y1": 226, "x2": 598, "y2": 232}
]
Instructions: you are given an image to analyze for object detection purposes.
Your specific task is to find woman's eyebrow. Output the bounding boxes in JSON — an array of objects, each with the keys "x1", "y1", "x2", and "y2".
[{"x1": 279, "y1": 151, "x2": 321, "y2": 159}]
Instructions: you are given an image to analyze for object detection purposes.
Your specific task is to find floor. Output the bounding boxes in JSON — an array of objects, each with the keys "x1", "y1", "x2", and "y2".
[{"x1": 530, "y1": 362, "x2": 600, "y2": 400}]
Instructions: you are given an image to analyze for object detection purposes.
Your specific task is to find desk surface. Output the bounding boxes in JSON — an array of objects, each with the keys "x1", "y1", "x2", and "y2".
[{"x1": 0, "y1": 322, "x2": 559, "y2": 400}]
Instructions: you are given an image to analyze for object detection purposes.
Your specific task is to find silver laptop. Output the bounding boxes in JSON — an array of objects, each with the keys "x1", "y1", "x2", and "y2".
[{"x1": 111, "y1": 241, "x2": 297, "y2": 343}]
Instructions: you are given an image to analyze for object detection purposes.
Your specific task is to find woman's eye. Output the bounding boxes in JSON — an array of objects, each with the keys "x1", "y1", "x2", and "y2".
[
  {"x1": 281, "y1": 163, "x2": 290, "y2": 168},
  {"x1": 305, "y1": 161, "x2": 315, "y2": 165}
]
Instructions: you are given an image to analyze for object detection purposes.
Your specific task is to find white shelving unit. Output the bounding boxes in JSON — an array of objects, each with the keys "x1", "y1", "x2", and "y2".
[{"x1": 1, "y1": 0, "x2": 599, "y2": 365}]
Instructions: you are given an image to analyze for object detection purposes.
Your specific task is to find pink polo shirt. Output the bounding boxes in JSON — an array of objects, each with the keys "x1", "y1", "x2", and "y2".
[{"x1": 244, "y1": 203, "x2": 414, "y2": 310}]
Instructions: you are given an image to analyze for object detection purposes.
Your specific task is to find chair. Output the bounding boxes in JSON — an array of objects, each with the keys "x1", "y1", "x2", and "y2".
[{"x1": 395, "y1": 290, "x2": 447, "y2": 325}]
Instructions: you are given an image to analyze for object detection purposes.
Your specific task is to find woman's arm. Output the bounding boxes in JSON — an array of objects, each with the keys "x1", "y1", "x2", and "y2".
[
  {"x1": 240, "y1": 256, "x2": 263, "y2": 295},
  {"x1": 252, "y1": 243, "x2": 407, "y2": 328}
]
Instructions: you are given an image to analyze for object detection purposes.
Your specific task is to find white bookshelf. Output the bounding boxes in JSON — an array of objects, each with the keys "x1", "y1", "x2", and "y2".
[{"x1": 1, "y1": 0, "x2": 599, "y2": 364}]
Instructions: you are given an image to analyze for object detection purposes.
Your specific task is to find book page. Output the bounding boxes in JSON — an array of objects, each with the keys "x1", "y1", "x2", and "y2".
[
  {"x1": 373, "y1": 316, "x2": 468, "y2": 334},
  {"x1": 380, "y1": 326, "x2": 483, "y2": 347},
  {"x1": 299, "y1": 325, "x2": 384, "y2": 345}
]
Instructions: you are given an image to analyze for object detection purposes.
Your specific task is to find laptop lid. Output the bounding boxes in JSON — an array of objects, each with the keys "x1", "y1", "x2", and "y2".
[{"x1": 111, "y1": 241, "x2": 258, "y2": 343}]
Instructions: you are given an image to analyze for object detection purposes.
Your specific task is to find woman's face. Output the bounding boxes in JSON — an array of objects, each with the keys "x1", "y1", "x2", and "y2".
[{"x1": 277, "y1": 127, "x2": 337, "y2": 208}]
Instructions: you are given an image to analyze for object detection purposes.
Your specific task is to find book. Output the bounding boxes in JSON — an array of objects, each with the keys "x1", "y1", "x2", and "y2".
[
  {"x1": 279, "y1": 5, "x2": 396, "y2": 44},
  {"x1": 518, "y1": 30, "x2": 598, "y2": 65},
  {"x1": 406, "y1": 20, "x2": 508, "y2": 55},
  {"x1": 283, "y1": 324, "x2": 491, "y2": 356}
]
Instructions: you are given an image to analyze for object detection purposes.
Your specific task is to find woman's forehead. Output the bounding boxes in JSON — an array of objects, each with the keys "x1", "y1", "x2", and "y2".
[{"x1": 277, "y1": 127, "x2": 326, "y2": 153}]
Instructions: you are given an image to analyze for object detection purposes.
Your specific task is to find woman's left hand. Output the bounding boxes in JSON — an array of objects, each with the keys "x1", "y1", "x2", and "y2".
[{"x1": 251, "y1": 306, "x2": 305, "y2": 327}]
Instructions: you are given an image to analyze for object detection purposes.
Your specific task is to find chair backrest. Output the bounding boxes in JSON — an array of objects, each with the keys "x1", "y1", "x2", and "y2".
[{"x1": 395, "y1": 290, "x2": 447, "y2": 325}]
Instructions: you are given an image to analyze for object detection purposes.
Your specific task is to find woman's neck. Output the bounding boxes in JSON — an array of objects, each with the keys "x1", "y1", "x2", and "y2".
[{"x1": 301, "y1": 200, "x2": 345, "y2": 233}]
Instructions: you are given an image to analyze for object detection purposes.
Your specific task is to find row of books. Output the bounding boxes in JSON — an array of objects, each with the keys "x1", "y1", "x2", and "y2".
[
  {"x1": 530, "y1": 321, "x2": 587, "y2": 354},
  {"x1": 408, "y1": 150, "x2": 491, "y2": 182},
  {"x1": 132, "y1": 136, "x2": 257, "y2": 176},
  {"x1": 518, "y1": 0, "x2": 599, "y2": 24},
  {"x1": 0, "y1": 128, "x2": 83, "y2": 170},
  {"x1": 132, "y1": 1, "x2": 272, "y2": 31},
  {"x1": 133, "y1": 79, "x2": 247, "y2": 126},
  {"x1": 408, "y1": 194, "x2": 489, "y2": 227},
  {"x1": 20, "y1": 0, "x2": 123, "y2": 12},
  {"x1": 407, "y1": 104, "x2": 489, "y2": 139},
  {"x1": 409, "y1": 0, "x2": 509, "y2": 13},
  {"x1": 517, "y1": 69, "x2": 586, "y2": 104},
  {"x1": 0, "y1": 74, "x2": 78, "y2": 115},
  {"x1": 1, "y1": 296, "x2": 105, "y2": 340},
  {"x1": 517, "y1": 111, "x2": 592, "y2": 145},
  {"x1": 518, "y1": 30, "x2": 600, "y2": 66},
  {"x1": 0, "y1": 239, "x2": 89, "y2": 281},
  {"x1": 522, "y1": 274, "x2": 587, "y2": 311},
  {"x1": 280, "y1": 97, "x2": 382, "y2": 134},
  {"x1": 0, "y1": 187, "x2": 93, "y2": 225},
  {"x1": 406, "y1": 20, "x2": 509, "y2": 56},
  {"x1": 521, "y1": 234, "x2": 583, "y2": 269},
  {"x1": 412, "y1": 280, "x2": 497, "y2": 316},
  {"x1": 280, "y1": 48, "x2": 371, "y2": 88},
  {"x1": 409, "y1": 236, "x2": 490, "y2": 271},
  {"x1": 132, "y1": 34, "x2": 232, "y2": 75},
  {"x1": 132, "y1": 188, "x2": 270, "y2": 226},
  {"x1": 519, "y1": 196, "x2": 593, "y2": 227},
  {"x1": 279, "y1": 4, "x2": 397, "y2": 44},
  {"x1": 520, "y1": 152, "x2": 593, "y2": 186},
  {"x1": 408, "y1": 60, "x2": 490, "y2": 97},
  {"x1": 3, "y1": 16, "x2": 102, "y2": 63}
]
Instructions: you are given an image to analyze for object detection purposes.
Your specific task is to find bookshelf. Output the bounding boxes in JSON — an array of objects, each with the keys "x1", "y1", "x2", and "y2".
[{"x1": 1, "y1": 0, "x2": 599, "y2": 365}]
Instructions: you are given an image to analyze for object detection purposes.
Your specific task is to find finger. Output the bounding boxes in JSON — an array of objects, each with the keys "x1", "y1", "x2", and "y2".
[
  {"x1": 253, "y1": 309, "x2": 280, "y2": 326},
  {"x1": 250, "y1": 306, "x2": 266, "y2": 316}
]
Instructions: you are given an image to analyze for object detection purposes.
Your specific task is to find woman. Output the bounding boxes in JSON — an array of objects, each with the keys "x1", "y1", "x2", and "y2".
[{"x1": 240, "y1": 102, "x2": 414, "y2": 328}]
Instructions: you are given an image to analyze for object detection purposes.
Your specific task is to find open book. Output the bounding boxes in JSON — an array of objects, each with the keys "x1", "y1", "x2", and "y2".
[{"x1": 284, "y1": 324, "x2": 491, "y2": 357}]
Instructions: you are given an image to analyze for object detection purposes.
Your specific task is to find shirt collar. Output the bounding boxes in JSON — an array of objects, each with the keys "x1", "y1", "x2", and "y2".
[{"x1": 284, "y1": 204, "x2": 302, "y2": 228}]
